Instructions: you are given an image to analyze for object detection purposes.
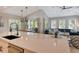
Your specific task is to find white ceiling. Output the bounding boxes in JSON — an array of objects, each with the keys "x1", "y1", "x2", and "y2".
[
  {"x1": 0, "y1": 6, "x2": 39, "y2": 17},
  {"x1": 39, "y1": 6, "x2": 79, "y2": 17},
  {"x1": 0, "y1": 6, "x2": 79, "y2": 17}
]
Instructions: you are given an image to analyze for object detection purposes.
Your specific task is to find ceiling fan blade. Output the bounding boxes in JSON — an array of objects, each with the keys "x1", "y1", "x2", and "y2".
[{"x1": 60, "y1": 6, "x2": 72, "y2": 10}]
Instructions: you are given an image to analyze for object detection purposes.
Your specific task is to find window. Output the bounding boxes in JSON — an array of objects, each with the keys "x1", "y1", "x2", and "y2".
[
  {"x1": 27, "y1": 19, "x2": 38, "y2": 31},
  {"x1": 31, "y1": 20, "x2": 38, "y2": 28},
  {"x1": 27, "y1": 20, "x2": 31, "y2": 30},
  {"x1": 51, "y1": 20, "x2": 57, "y2": 29},
  {"x1": 9, "y1": 19, "x2": 21, "y2": 30},
  {"x1": 69, "y1": 20, "x2": 75, "y2": 29},
  {"x1": 59, "y1": 20, "x2": 65, "y2": 29},
  {"x1": 68, "y1": 19, "x2": 77, "y2": 32},
  {"x1": 44, "y1": 19, "x2": 49, "y2": 30}
]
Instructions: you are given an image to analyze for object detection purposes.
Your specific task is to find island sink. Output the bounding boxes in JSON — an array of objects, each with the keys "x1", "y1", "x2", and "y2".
[{"x1": 3, "y1": 35, "x2": 20, "y2": 40}]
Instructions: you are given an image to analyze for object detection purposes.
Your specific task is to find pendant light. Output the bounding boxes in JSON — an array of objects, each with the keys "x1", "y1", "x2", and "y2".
[
  {"x1": 20, "y1": 7, "x2": 28, "y2": 22},
  {"x1": 20, "y1": 9, "x2": 24, "y2": 22},
  {"x1": 24, "y1": 7, "x2": 28, "y2": 22}
]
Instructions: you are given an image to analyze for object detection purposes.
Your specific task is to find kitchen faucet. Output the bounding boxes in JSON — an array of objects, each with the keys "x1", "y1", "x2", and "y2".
[{"x1": 10, "y1": 23, "x2": 19, "y2": 35}]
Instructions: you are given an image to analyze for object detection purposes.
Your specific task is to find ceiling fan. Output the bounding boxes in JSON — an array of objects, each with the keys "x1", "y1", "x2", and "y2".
[{"x1": 59, "y1": 6, "x2": 72, "y2": 10}]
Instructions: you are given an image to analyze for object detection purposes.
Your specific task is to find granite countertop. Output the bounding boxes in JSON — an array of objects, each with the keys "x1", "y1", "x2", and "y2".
[{"x1": 0, "y1": 31, "x2": 70, "y2": 53}]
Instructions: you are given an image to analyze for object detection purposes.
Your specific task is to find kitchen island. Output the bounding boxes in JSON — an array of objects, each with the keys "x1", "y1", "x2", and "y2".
[{"x1": 0, "y1": 31, "x2": 70, "y2": 53}]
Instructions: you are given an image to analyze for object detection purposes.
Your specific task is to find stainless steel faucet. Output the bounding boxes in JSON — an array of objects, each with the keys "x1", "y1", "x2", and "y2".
[{"x1": 10, "y1": 23, "x2": 19, "y2": 35}]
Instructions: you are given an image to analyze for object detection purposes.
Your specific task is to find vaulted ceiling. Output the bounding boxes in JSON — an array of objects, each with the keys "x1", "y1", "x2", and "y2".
[
  {"x1": 0, "y1": 6, "x2": 39, "y2": 17},
  {"x1": 0, "y1": 6, "x2": 79, "y2": 18}
]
